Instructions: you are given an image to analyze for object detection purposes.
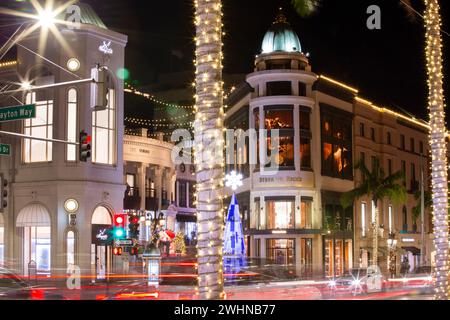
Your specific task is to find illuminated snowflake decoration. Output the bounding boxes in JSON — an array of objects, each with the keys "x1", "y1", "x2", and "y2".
[{"x1": 225, "y1": 171, "x2": 243, "y2": 191}]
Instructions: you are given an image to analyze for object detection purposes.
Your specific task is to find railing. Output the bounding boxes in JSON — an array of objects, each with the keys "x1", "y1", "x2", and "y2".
[{"x1": 124, "y1": 187, "x2": 141, "y2": 210}]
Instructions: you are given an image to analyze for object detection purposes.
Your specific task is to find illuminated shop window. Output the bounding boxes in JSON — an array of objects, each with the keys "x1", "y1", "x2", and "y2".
[
  {"x1": 66, "y1": 88, "x2": 78, "y2": 162},
  {"x1": 301, "y1": 238, "x2": 313, "y2": 277},
  {"x1": 300, "y1": 198, "x2": 313, "y2": 229},
  {"x1": 23, "y1": 92, "x2": 53, "y2": 163},
  {"x1": 361, "y1": 202, "x2": 367, "y2": 237},
  {"x1": 266, "y1": 199, "x2": 295, "y2": 230},
  {"x1": 266, "y1": 239, "x2": 295, "y2": 265},
  {"x1": 92, "y1": 89, "x2": 116, "y2": 165},
  {"x1": 320, "y1": 105, "x2": 353, "y2": 180},
  {"x1": 265, "y1": 106, "x2": 295, "y2": 169}
]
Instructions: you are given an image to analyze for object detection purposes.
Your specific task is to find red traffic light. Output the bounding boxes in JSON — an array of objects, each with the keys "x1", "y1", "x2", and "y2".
[
  {"x1": 130, "y1": 216, "x2": 139, "y2": 224},
  {"x1": 114, "y1": 214, "x2": 126, "y2": 227}
]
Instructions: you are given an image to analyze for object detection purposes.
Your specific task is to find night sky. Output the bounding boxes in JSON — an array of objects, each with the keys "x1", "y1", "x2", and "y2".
[{"x1": 1, "y1": 0, "x2": 450, "y2": 121}]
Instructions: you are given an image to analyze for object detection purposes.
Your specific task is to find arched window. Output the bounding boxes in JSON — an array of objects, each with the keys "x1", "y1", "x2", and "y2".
[
  {"x1": 402, "y1": 206, "x2": 408, "y2": 232},
  {"x1": 67, "y1": 88, "x2": 78, "y2": 161},
  {"x1": 23, "y1": 92, "x2": 53, "y2": 163},
  {"x1": 91, "y1": 206, "x2": 113, "y2": 225},
  {"x1": 67, "y1": 231, "x2": 75, "y2": 268},
  {"x1": 92, "y1": 88, "x2": 116, "y2": 165}
]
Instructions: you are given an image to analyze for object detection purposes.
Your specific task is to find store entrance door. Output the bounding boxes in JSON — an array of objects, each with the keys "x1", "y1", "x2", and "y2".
[{"x1": 91, "y1": 225, "x2": 112, "y2": 282}]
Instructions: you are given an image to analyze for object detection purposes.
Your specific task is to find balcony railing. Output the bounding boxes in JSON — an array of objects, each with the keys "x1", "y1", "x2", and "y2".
[
  {"x1": 124, "y1": 187, "x2": 141, "y2": 210},
  {"x1": 145, "y1": 188, "x2": 158, "y2": 211}
]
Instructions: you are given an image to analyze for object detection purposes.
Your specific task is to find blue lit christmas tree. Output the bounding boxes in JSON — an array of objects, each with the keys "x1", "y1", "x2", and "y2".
[{"x1": 223, "y1": 193, "x2": 245, "y2": 256}]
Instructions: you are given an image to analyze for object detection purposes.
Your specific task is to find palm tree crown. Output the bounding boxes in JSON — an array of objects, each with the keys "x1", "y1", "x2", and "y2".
[{"x1": 341, "y1": 157, "x2": 407, "y2": 209}]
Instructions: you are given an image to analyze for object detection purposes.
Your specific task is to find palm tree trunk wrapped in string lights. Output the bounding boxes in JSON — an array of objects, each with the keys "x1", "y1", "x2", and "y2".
[
  {"x1": 424, "y1": 0, "x2": 449, "y2": 301},
  {"x1": 193, "y1": 0, "x2": 226, "y2": 300}
]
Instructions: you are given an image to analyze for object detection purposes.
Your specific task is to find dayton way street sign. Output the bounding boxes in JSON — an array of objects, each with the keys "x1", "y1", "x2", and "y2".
[
  {"x1": 114, "y1": 239, "x2": 134, "y2": 247},
  {"x1": 0, "y1": 144, "x2": 10, "y2": 156},
  {"x1": 0, "y1": 104, "x2": 36, "y2": 122}
]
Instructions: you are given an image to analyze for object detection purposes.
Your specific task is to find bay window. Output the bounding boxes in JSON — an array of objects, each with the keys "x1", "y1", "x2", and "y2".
[{"x1": 265, "y1": 106, "x2": 294, "y2": 169}]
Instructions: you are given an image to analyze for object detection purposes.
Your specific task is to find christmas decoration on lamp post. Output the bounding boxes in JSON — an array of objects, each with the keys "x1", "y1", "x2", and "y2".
[
  {"x1": 424, "y1": 0, "x2": 449, "y2": 300},
  {"x1": 193, "y1": 0, "x2": 226, "y2": 300}
]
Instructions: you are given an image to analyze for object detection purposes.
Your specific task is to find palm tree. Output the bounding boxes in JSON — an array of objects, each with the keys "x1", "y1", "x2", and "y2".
[
  {"x1": 423, "y1": 0, "x2": 449, "y2": 300},
  {"x1": 293, "y1": 0, "x2": 449, "y2": 300},
  {"x1": 341, "y1": 157, "x2": 407, "y2": 268},
  {"x1": 193, "y1": 0, "x2": 225, "y2": 300}
]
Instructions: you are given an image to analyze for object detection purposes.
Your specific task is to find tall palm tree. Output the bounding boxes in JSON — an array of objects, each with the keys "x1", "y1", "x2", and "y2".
[
  {"x1": 193, "y1": 0, "x2": 225, "y2": 300},
  {"x1": 341, "y1": 157, "x2": 407, "y2": 268},
  {"x1": 293, "y1": 0, "x2": 449, "y2": 300},
  {"x1": 423, "y1": 0, "x2": 449, "y2": 300}
]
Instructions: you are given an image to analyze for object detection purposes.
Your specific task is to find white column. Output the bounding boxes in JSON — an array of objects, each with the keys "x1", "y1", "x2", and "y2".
[
  {"x1": 138, "y1": 163, "x2": 147, "y2": 210},
  {"x1": 294, "y1": 105, "x2": 301, "y2": 172}
]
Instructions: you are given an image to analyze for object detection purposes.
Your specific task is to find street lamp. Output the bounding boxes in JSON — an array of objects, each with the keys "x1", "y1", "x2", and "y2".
[
  {"x1": 388, "y1": 233, "x2": 398, "y2": 279},
  {"x1": 37, "y1": 8, "x2": 56, "y2": 28}
]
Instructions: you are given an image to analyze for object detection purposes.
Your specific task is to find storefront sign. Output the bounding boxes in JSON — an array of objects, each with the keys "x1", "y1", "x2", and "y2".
[
  {"x1": 92, "y1": 224, "x2": 112, "y2": 245},
  {"x1": 259, "y1": 177, "x2": 303, "y2": 183},
  {"x1": 99, "y1": 40, "x2": 113, "y2": 55}
]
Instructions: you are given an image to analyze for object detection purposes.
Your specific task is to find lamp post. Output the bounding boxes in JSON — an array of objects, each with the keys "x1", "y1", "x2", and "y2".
[
  {"x1": 387, "y1": 233, "x2": 398, "y2": 279},
  {"x1": 142, "y1": 211, "x2": 164, "y2": 287}
]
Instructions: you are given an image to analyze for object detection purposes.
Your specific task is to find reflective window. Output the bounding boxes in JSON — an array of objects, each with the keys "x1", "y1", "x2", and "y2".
[
  {"x1": 23, "y1": 92, "x2": 53, "y2": 163},
  {"x1": 265, "y1": 108, "x2": 293, "y2": 129}
]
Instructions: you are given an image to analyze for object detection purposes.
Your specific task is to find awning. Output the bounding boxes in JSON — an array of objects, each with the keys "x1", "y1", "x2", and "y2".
[
  {"x1": 176, "y1": 214, "x2": 196, "y2": 223},
  {"x1": 16, "y1": 203, "x2": 51, "y2": 227},
  {"x1": 402, "y1": 246, "x2": 421, "y2": 255}
]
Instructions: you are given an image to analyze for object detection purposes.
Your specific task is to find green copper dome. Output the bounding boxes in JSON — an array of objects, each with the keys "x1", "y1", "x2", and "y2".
[{"x1": 261, "y1": 9, "x2": 301, "y2": 54}]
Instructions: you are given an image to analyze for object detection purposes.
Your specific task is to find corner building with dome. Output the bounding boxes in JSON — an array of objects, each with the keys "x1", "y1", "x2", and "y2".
[{"x1": 225, "y1": 10, "x2": 433, "y2": 278}]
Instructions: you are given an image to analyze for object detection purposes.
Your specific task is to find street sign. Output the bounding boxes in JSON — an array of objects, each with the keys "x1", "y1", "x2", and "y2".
[
  {"x1": 0, "y1": 104, "x2": 36, "y2": 123},
  {"x1": 0, "y1": 144, "x2": 10, "y2": 156},
  {"x1": 114, "y1": 239, "x2": 133, "y2": 247}
]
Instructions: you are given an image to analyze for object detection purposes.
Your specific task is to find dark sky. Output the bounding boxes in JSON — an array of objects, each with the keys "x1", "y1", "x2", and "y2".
[{"x1": 1, "y1": 0, "x2": 450, "y2": 121}]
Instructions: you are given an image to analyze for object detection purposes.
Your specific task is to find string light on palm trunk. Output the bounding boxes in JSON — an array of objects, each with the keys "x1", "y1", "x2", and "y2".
[
  {"x1": 424, "y1": 0, "x2": 449, "y2": 301},
  {"x1": 194, "y1": 0, "x2": 226, "y2": 300}
]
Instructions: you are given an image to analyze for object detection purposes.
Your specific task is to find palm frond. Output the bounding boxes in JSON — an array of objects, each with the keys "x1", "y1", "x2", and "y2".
[
  {"x1": 383, "y1": 184, "x2": 408, "y2": 206},
  {"x1": 291, "y1": 0, "x2": 320, "y2": 17},
  {"x1": 341, "y1": 187, "x2": 367, "y2": 209}
]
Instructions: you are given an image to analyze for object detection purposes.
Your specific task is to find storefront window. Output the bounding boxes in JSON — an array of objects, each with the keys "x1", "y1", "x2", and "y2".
[
  {"x1": 24, "y1": 227, "x2": 51, "y2": 275},
  {"x1": 267, "y1": 200, "x2": 295, "y2": 229},
  {"x1": 300, "y1": 138, "x2": 311, "y2": 170},
  {"x1": 266, "y1": 239, "x2": 295, "y2": 265},
  {"x1": 300, "y1": 198, "x2": 312, "y2": 229},
  {"x1": 325, "y1": 239, "x2": 353, "y2": 278}
]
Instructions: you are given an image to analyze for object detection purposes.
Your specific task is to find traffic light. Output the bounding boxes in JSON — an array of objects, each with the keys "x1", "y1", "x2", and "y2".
[
  {"x1": 113, "y1": 214, "x2": 126, "y2": 239},
  {"x1": 93, "y1": 67, "x2": 110, "y2": 111},
  {"x1": 113, "y1": 247, "x2": 123, "y2": 256},
  {"x1": 130, "y1": 247, "x2": 138, "y2": 256},
  {"x1": 0, "y1": 174, "x2": 7, "y2": 211},
  {"x1": 128, "y1": 215, "x2": 140, "y2": 239},
  {"x1": 79, "y1": 130, "x2": 91, "y2": 162}
]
